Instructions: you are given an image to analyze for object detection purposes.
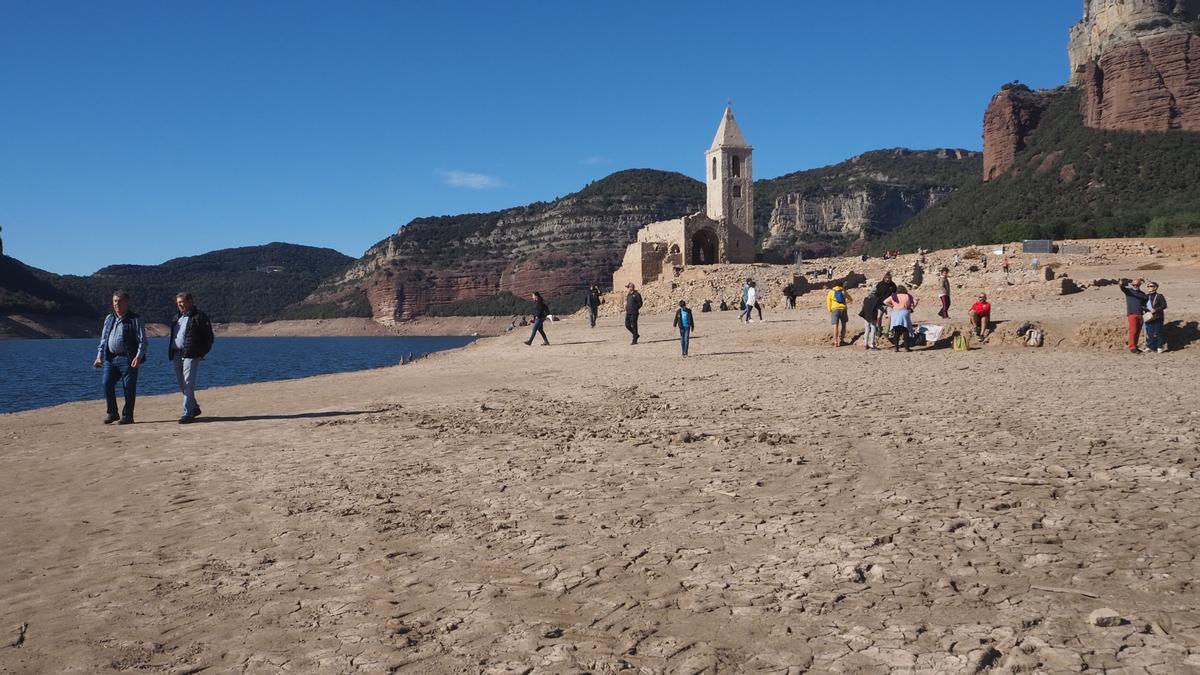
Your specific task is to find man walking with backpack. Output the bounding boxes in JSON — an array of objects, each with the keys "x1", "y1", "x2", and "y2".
[
  {"x1": 169, "y1": 292, "x2": 215, "y2": 424},
  {"x1": 826, "y1": 284, "x2": 853, "y2": 348}
]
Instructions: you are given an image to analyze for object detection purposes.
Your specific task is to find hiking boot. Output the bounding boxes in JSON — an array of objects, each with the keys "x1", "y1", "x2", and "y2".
[
  {"x1": 103, "y1": 414, "x2": 119, "y2": 424},
  {"x1": 1130, "y1": 348, "x2": 1141, "y2": 354},
  {"x1": 117, "y1": 417, "x2": 134, "y2": 425},
  {"x1": 523, "y1": 340, "x2": 532, "y2": 346},
  {"x1": 178, "y1": 415, "x2": 195, "y2": 424}
]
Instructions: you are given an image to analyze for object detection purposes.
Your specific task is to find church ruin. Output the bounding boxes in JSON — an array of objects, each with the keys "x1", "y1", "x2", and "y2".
[{"x1": 612, "y1": 106, "x2": 756, "y2": 289}]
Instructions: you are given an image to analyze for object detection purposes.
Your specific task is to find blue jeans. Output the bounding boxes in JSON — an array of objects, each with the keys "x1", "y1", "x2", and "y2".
[
  {"x1": 863, "y1": 318, "x2": 878, "y2": 347},
  {"x1": 173, "y1": 356, "x2": 201, "y2": 416},
  {"x1": 527, "y1": 318, "x2": 548, "y2": 344},
  {"x1": 679, "y1": 326, "x2": 691, "y2": 355},
  {"x1": 102, "y1": 354, "x2": 139, "y2": 420},
  {"x1": 1145, "y1": 319, "x2": 1164, "y2": 350}
]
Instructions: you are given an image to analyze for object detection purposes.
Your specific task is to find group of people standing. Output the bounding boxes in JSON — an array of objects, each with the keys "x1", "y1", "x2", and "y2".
[
  {"x1": 94, "y1": 290, "x2": 214, "y2": 425},
  {"x1": 1120, "y1": 278, "x2": 1169, "y2": 353}
]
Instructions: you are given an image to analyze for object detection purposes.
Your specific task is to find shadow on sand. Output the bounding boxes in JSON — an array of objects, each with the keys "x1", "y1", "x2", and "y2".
[{"x1": 140, "y1": 409, "x2": 386, "y2": 424}]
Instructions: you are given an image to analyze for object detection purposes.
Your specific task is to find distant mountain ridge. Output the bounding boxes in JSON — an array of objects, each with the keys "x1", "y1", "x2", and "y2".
[{"x1": 0, "y1": 241, "x2": 356, "y2": 326}]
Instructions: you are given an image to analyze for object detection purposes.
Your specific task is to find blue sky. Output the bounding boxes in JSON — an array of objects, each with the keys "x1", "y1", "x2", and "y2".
[{"x1": 1, "y1": 1, "x2": 1081, "y2": 275}]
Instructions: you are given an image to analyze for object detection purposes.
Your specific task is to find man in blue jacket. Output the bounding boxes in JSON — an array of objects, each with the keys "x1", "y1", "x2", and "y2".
[{"x1": 93, "y1": 290, "x2": 147, "y2": 424}]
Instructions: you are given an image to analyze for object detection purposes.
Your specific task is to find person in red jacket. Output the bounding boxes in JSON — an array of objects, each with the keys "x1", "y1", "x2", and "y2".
[{"x1": 968, "y1": 293, "x2": 992, "y2": 338}]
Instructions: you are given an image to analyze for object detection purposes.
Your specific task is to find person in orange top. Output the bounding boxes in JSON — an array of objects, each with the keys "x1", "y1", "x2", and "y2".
[{"x1": 969, "y1": 293, "x2": 992, "y2": 337}]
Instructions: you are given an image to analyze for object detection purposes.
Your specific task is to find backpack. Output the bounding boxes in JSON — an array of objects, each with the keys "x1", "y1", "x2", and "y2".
[
  {"x1": 833, "y1": 289, "x2": 846, "y2": 304},
  {"x1": 952, "y1": 333, "x2": 969, "y2": 352}
]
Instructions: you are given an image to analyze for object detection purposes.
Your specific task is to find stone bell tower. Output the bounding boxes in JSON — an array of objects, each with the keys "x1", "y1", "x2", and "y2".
[{"x1": 704, "y1": 106, "x2": 755, "y2": 263}]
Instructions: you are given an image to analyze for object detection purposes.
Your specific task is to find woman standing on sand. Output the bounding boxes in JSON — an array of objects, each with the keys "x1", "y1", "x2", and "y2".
[
  {"x1": 883, "y1": 286, "x2": 917, "y2": 352},
  {"x1": 524, "y1": 292, "x2": 550, "y2": 346},
  {"x1": 858, "y1": 290, "x2": 881, "y2": 350}
]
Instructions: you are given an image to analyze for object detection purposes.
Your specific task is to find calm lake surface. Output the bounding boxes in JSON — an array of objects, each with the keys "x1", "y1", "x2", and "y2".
[{"x1": 0, "y1": 335, "x2": 476, "y2": 415}]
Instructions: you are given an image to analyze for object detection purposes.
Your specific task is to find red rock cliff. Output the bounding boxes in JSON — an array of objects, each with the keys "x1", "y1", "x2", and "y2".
[
  {"x1": 1080, "y1": 32, "x2": 1200, "y2": 131},
  {"x1": 982, "y1": 87, "x2": 1056, "y2": 182}
]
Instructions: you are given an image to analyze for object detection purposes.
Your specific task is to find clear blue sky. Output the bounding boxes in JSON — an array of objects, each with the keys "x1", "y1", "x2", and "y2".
[{"x1": 1, "y1": 1, "x2": 1080, "y2": 275}]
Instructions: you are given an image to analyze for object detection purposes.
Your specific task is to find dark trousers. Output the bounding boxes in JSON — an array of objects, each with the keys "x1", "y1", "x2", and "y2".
[
  {"x1": 679, "y1": 326, "x2": 691, "y2": 355},
  {"x1": 527, "y1": 319, "x2": 548, "y2": 344},
  {"x1": 890, "y1": 327, "x2": 912, "y2": 351},
  {"x1": 625, "y1": 313, "x2": 639, "y2": 342},
  {"x1": 102, "y1": 354, "x2": 139, "y2": 420},
  {"x1": 587, "y1": 306, "x2": 598, "y2": 328},
  {"x1": 938, "y1": 295, "x2": 950, "y2": 318}
]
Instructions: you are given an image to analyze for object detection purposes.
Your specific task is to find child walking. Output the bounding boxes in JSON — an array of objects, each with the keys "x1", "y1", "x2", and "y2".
[{"x1": 673, "y1": 300, "x2": 696, "y2": 356}]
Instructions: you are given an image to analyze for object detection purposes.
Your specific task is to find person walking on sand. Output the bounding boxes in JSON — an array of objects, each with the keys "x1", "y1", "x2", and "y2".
[
  {"x1": 93, "y1": 290, "x2": 147, "y2": 425},
  {"x1": 673, "y1": 300, "x2": 696, "y2": 357},
  {"x1": 741, "y1": 280, "x2": 760, "y2": 323},
  {"x1": 585, "y1": 283, "x2": 603, "y2": 328},
  {"x1": 857, "y1": 290, "x2": 881, "y2": 350},
  {"x1": 875, "y1": 271, "x2": 897, "y2": 333},
  {"x1": 968, "y1": 293, "x2": 992, "y2": 338},
  {"x1": 1143, "y1": 281, "x2": 1168, "y2": 353},
  {"x1": 826, "y1": 284, "x2": 852, "y2": 347},
  {"x1": 883, "y1": 286, "x2": 917, "y2": 352},
  {"x1": 1002, "y1": 256, "x2": 1010, "y2": 275},
  {"x1": 624, "y1": 283, "x2": 643, "y2": 344},
  {"x1": 168, "y1": 292, "x2": 215, "y2": 424},
  {"x1": 524, "y1": 292, "x2": 550, "y2": 346},
  {"x1": 937, "y1": 267, "x2": 951, "y2": 319},
  {"x1": 1119, "y1": 278, "x2": 1148, "y2": 353}
]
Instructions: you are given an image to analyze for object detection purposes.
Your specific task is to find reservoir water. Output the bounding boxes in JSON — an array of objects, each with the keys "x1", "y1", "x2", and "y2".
[{"x1": 0, "y1": 335, "x2": 475, "y2": 415}]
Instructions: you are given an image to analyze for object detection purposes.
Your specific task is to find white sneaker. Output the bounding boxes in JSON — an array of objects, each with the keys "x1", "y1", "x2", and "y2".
[{"x1": 1157, "y1": 347, "x2": 1166, "y2": 353}]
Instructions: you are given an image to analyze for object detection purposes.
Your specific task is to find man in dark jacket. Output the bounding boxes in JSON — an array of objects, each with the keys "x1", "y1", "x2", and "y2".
[
  {"x1": 93, "y1": 290, "x2": 147, "y2": 424},
  {"x1": 1119, "y1": 278, "x2": 1148, "y2": 353},
  {"x1": 624, "y1": 283, "x2": 643, "y2": 345},
  {"x1": 168, "y1": 292, "x2": 215, "y2": 423},
  {"x1": 585, "y1": 284, "x2": 603, "y2": 328}
]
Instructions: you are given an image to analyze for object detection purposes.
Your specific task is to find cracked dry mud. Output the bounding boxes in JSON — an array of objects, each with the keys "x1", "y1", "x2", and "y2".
[{"x1": 2, "y1": 263, "x2": 1199, "y2": 674}]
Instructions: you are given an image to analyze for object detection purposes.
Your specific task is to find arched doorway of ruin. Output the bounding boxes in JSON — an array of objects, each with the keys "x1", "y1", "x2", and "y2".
[{"x1": 691, "y1": 229, "x2": 719, "y2": 265}]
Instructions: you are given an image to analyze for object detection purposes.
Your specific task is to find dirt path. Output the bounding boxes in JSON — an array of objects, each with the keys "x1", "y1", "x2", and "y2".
[{"x1": 2, "y1": 266, "x2": 1200, "y2": 673}]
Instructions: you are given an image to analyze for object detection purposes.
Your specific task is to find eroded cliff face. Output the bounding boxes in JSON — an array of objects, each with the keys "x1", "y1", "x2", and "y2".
[
  {"x1": 763, "y1": 186, "x2": 954, "y2": 246},
  {"x1": 303, "y1": 173, "x2": 703, "y2": 323},
  {"x1": 1069, "y1": 0, "x2": 1200, "y2": 83},
  {"x1": 983, "y1": 87, "x2": 1059, "y2": 182},
  {"x1": 1070, "y1": 0, "x2": 1200, "y2": 131}
]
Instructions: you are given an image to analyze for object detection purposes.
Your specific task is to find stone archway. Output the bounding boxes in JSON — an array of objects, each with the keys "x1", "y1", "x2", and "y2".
[{"x1": 691, "y1": 229, "x2": 719, "y2": 265}]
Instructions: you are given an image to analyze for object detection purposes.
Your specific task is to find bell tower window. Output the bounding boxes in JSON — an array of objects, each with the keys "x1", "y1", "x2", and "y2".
[
  {"x1": 731, "y1": 155, "x2": 741, "y2": 177},
  {"x1": 711, "y1": 157, "x2": 717, "y2": 180}
]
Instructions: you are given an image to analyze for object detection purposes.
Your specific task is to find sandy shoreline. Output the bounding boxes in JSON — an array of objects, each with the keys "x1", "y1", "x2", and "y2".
[
  {"x1": 2, "y1": 256, "x2": 1199, "y2": 673},
  {"x1": 0, "y1": 315, "x2": 511, "y2": 340}
]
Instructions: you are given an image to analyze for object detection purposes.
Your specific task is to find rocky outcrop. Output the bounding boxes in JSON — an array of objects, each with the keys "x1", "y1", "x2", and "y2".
[
  {"x1": 1069, "y1": 0, "x2": 1200, "y2": 132},
  {"x1": 755, "y1": 149, "x2": 980, "y2": 258},
  {"x1": 983, "y1": 86, "x2": 1059, "y2": 182},
  {"x1": 1069, "y1": 0, "x2": 1200, "y2": 83},
  {"x1": 764, "y1": 186, "x2": 954, "y2": 243}
]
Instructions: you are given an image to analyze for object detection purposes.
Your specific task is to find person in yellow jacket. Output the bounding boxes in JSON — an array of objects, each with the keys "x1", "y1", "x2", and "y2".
[{"x1": 826, "y1": 285, "x2": 853, "y2": 348}]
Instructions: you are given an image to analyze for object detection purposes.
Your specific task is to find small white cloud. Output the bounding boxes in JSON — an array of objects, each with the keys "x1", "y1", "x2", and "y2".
[
  {"x1": 579, "y1": 156, "x2": 606, "y2": 166},
  {"x1": 436, "y1": 169, "x2": 507, "y2": 189}
]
